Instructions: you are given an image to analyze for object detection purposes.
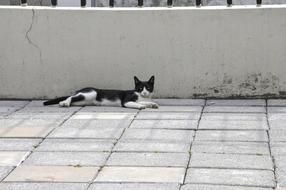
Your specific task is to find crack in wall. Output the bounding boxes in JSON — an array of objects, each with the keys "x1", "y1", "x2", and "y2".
[{"x1": 25, "y1": 9, "x2": 43, "y2": 64}]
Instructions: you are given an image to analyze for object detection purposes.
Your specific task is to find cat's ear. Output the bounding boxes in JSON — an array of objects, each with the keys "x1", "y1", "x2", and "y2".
[
  {"x1": 134, "y1": 76, "x2": 141, "y2": 85},
  {"x1": 148, "y1": 76, "x2": 155, "y2": 84}
]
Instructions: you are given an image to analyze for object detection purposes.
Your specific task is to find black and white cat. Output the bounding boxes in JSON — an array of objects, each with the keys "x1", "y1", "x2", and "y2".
[{"x1": 43, "y1": 76, "x2": 159, "y2": 109}]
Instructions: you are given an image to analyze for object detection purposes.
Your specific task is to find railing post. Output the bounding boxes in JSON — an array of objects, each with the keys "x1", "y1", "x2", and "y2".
[
  {"x1": 51, "y1": 0, "x2": 57, "y2": 7},
  {"x1": 196, "y1": 0, "x2": 201, "y2": 7},
  {"x1": 138, "y1": 0, "x2": 143, "y2": 7},
  {"x1": 167, "y1": 0, "x2": 172, "y2": 7},
  {"x1": 257, "y1": 0, "x2": 262, "y2": 6},
  {"x1": 21, "y1": 0, "x2": 27, "y2": 6},
  {"x1": 227, "y1": 0, "x2": 232, "y2": 6},
  {"x1": 109, "y1": 0, "x2": 114, "y2": 7},
  {"x1": 81, "y1": 0, "x2": 86, "y2": 7}
]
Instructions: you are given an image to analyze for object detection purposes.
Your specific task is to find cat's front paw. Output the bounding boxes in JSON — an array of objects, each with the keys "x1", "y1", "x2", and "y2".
[
  {"x1": 138, "y1": 105, "x2": 147, "y2": 110},
  {"x1": 151, "y1": 103, "x2": 159, "y2": 109},
  {"x1": 59, "y1": 101, "x2": 70, "y2": 107}
]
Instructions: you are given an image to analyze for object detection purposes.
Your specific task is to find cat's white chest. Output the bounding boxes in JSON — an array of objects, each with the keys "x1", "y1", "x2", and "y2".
[{"x1": 136, "y1": 93, "x2": 152, "y2": 103}]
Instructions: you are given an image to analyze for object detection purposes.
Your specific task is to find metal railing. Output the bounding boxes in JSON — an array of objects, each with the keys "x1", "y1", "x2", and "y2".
[{"x1": 20, "y1": 0, "x2": 264, "y2": 7}]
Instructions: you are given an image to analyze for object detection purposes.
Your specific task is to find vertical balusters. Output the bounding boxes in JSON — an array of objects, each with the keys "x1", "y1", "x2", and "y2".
[
  {"x1": 257, "y1": 0, "x2": 262, "y2": 6},
  {"x1": 138, "y1": 0, "x2": 143, "y2": 7},
  {"x1": 51, "y1": 0, "x2": 57, "y2": 6},
  {"x1": 109, "y1": 0, "x2": 114, "y2": 7},
  {"x1": 167, "y1": 0, "x2": 172, "y2": 7},
  {"x1": 21, "y1": 0, "x2": 27, "y2": 6},
  {"x1": 81, "y1": 0, "x2": 86, "y2": 7}
]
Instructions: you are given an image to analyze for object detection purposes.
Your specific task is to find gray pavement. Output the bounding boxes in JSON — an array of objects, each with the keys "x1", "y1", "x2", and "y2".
[{"x1": 0, "y1": 99, "x2": 285, "y2": 190}]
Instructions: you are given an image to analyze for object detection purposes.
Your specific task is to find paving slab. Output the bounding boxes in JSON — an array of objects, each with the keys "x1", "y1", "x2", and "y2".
[
  {"x1": 199, "y1": 119, "x2": 268, "y2": 130},
  {"x1": 142, "y1": 106, "x2": 203, "y2": 112},
  {"x1": 17, "y1": 106, "x2": 80, "y2": 113},
  {"x1": 274, "y1": 156, "x2": 286, "y2": 188},
  {"x1": 0, "y1": 107, "x2": 19, "y2": 116},
  {"x1": 4, "y1": 165, "x2": 99, "y2": 182},
  {"x1": 36, "y1": 139, "x2": 115, "y2": 152},
  {"x1": 270, "y1": 142, "x2": 286, "y2": 155},
  {"x1": 268, "y1": 99, "x2": 286, "y2": 107},
  {"x1": 23, "y1": 152, "x2": 109, "y2": 166},
  {"x1": 185, "y1": 168, "x2": 275, "y2": 187},
  {"x1": 268, "y1": 120, "x2": 286, "y2": 130},
  {"x1": 201, "y1": 113, "x2": 267, "y2": 121},
  {"x1": 204, "y1": 106, "x2": 266, "y2": 113},
  {"x1": 48, "y1": 126, "x2": 124, "y2": 139},
  {"x1": 106, "y1": 152, "x2": 189, "y2": 167},
  {"x1": 276, "y1": 187, "x2": 286, "y2": 190},
  {"x1": 181, "y1": 184, "x2": 273, "y2": 190},
  {"x1": 196, "y1": 130, "x2": 268, "y2": 142},
  {"x1": 80, "y1": 106, "x2": 138, "y2": 112},
  {"x1": 0, "y1": 138, "x2": 41, "y2": 151},
  {"x1": 0, "y1": 167, "x2": 14, "y2": 181},
  {"x1": 70, "y1": 112, "x2": 135, "y2": 120},
  {"x1": 135, "y1": 112, "x2": 201, "y2": 120},
  {"x1": 7, "y1": 112, "x2": 71, "y2": 120},
  {"x1": 268, "y1": 113, "x2": 286, "y2": 121},
  {"x1": 114, "y1": 139, "x2": 190, "y2": 153},
  {"x1": 61, "y1": 119, "x2": 132, "y2": 129},
  {"x1": 0, "y1": 127, "x2": 54, "y2": 138},
  {"x1": 0, "y1": 152, "x2": 30, "y2": 166},
  {"x1": 268, "y1": 107, "x2": 286, "y2": 113},
  {"x1": 130, "y1": 120, "x2": 198, "y2": 130},
  {"x1": 0, "y1": 119, "x2": 63, "y2": 128},
  {"x1": 121, "y1": 129, "x2": 194, "y2": 143},
  {"x1": 154, "y1": 99, "x2": 205, "y2": 106},
  {"x1": 273, "y1": 156, "x2": 286, "y2": 171},
  {"x1": 0, "y1": 183, "x2": 88, "y2": 190},
  {"x1": 95, "y1": 166, "x2": 185, "y2": 183},
  {"x1": 276, "y1": 169, "x2": 286, "y2": 189},
  {"x1": 18, "y1": 100, "x2": 80, "y2": 112},
  {"x1": 25, "y1": 100, "x2": 80, "y2": 109},
  {"x1": 206, "y1": 99, "x2": 265, "y2": 106},
  {"x1": 192, "y1": 141, "x2": 269, "y2": 155},
  {"x1": 270, "y1": 129, "x2": 286, "y2": 142},
  {"x1": 189, "y1": 153, "x2": 273, "y2": 170},
  {"x1": 89, "y1": 183, "x2": 180, "y2": 190}
]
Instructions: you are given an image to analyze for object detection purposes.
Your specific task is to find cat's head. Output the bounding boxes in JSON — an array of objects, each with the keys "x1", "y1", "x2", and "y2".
[{"x1": 134, "y1": 76, "x2": 155, "y2": 98}]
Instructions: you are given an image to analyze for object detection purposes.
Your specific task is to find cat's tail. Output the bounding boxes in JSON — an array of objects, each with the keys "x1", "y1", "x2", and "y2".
[{"x1": 43, "y1": 96, "x2": 69, "y2": 106}]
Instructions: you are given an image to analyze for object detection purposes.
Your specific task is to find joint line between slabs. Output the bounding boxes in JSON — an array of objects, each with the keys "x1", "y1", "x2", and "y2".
[
  {"x1": 266, "y1": 100, "x2": 278, "y2": 189},
  {"x1": 0, "y1": 106, "x2": 84, "y2": 182},
  {"x1": 84, "y1": 109, "x2": 140, "y2": 190},
  {"x1": 179, "y1": 100, "x2": 206, "y2": 189},
  {"x1": 5, "y1": 101, "x2": 31, "y2": 117}
]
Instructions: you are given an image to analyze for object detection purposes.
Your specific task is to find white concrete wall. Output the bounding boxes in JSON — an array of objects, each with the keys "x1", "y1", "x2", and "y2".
[
  {"x1": 0, "y1": 6, "x2": 286, "y2": 99},
  {"x1": 0, "y1": 0, "x2": 11, "y2": 5}
]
